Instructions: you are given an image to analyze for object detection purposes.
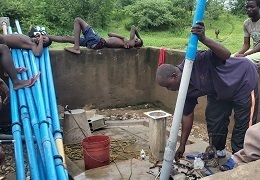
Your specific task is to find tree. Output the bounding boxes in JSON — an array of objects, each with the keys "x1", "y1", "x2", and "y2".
[
  {"x1": 205, "y1": 0, "x2": 225, "y2": 25},
  {"x1": 229, "y1": 0, "x2": 246, "y2": 16},
  {"x1": 125, "y1": 0, "x2": 190, "y2": 31}
]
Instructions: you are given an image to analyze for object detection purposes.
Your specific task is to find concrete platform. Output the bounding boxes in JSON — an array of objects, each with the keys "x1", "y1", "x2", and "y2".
[{"x1": 67, "y1": 119, "x2": 231, "y2": 180}]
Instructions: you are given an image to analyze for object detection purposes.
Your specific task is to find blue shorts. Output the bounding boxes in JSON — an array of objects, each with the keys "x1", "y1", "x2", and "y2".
[{"x1": 79, "y1": 25, "x2": 104, "y2": 49}]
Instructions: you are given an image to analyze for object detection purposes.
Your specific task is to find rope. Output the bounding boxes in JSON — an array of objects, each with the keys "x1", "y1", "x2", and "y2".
[{"x1": 64, "y1": 138, "x2": 146, "y2": 162}]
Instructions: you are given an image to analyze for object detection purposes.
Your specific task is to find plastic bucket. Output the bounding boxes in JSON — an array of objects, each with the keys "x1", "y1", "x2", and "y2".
[{"x1": 82, "y1": 135, "x2": 110, "y2": 170}]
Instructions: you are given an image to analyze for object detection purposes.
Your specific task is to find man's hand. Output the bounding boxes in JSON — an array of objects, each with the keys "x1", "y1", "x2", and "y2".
[
  {"x1": 191, "y1": 21, "x2": 206, "y2": 42},
  {"x1": 123, "y1": 38, "x2": 130, "y2": 48},
  {"x1": 255, "y1": 62, "x2": 260, "y2": 68},
  {"x1": 3, "y1": 89, "x2": 10, "y2": 105},
  {"x1": 175, "y1": 145, "x2": 185, "y2": 163},
  {"x1": 38, "y1": 34, "x2": 43, "y2": 41},
  {"x1": 234, "y1": 53, "x2": 245, "y2": 57}
]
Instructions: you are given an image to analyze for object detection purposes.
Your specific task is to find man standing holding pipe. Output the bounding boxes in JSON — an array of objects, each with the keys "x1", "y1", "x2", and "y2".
[{"x1": 156, "y1": 22, "x2": 258, "y2": 171}]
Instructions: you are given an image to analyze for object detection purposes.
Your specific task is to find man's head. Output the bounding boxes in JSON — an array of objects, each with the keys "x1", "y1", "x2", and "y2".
[
  {"x1": 42, "y1": 36, "x2": 52, "y2": 47},
  {"x1": 156, "y1": 64, "x2": 182, "y2": 91},
  {"x1": 246, "y1": 0, "x2": 260, "y2": 18},
  {"x1": 134, "y1": 38, "x2": 143, "y2": 48},
  {"x1": 33, "y1": 35, "x2": 52, "y2": 47}
]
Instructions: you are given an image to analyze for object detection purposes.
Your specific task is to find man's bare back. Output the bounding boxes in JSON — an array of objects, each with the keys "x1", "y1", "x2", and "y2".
[{"x1": 3, "y1": 34, "x2": 35, "y2": 50}]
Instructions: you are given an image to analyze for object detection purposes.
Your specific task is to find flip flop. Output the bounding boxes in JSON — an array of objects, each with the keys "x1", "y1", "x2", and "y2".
[{"x1": 219, "y1": 157, "x2": 235, "y2": 171}]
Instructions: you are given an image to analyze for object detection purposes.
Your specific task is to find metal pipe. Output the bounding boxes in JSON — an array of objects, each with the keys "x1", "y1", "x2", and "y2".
[{"x1": 160, "y1": 1, "x2": 207, "y2": 179}]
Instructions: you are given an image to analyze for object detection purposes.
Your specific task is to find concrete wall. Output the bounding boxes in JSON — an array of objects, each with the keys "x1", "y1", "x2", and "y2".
[
  {"x1": 50, "y1": 48, "x2": 154, "y2": 109},
  {"x1": 49, "y1": 47, "x2": 207, "y2": 123}
]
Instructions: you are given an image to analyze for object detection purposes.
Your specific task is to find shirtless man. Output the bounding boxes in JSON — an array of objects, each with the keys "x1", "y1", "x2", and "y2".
[
  {"x1": 0, "y1": 33, "x2": 52, "y2": 57},
  {"x1": 47, "y1": 17, "x2": 143, "y2": 54},
  {"x1": 0, "y1": 44, "x2": 39, "y2": 91}
]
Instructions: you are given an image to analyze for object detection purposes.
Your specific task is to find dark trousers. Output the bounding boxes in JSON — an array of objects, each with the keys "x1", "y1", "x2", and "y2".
[{"x1": 205, "y1": 86, "x2": 258, "y2": 154}]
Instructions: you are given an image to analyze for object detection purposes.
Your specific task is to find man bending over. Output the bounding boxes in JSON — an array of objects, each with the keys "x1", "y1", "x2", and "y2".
[{"x1": 47, "y1": 17, "x2": 143, "y2": 54}]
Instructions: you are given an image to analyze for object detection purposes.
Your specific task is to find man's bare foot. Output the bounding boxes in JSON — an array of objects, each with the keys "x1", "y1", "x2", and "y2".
[
  {"x1": 13, "y1": 72, "x2": 41, "y2": 90},
  {"x1": 4, "y1": 67, "x2": 28, "y2": 77},
  {"x1": 64, "y1": 47, "x2": 80, "y2": 54},
  {"x1": 16, "y1": 67, "x2": 28, "y2": 73}
]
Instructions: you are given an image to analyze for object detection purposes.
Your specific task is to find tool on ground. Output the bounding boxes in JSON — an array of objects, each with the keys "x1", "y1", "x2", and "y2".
[{"x1": 203, "y1": 133, "x2": 225, "y2": 167}]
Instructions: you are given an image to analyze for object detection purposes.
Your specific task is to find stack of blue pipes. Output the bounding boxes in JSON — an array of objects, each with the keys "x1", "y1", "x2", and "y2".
[{"x1": 5, "y1": 20, "x2": 68, "y2": 180}]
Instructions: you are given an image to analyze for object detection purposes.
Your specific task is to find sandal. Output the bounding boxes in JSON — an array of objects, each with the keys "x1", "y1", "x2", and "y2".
[{"x1": 219, "y1": 157, "x2": 235, "y2": 171}]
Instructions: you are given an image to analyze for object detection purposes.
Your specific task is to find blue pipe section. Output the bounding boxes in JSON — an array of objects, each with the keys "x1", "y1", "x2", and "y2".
[
  {"x1": 44, "y1": 48, "x2": 68, "y2": 178},
  {"x1": 9, "y1": 75, "x2": 26, "y2": 180},
  {"x1": 20, "y1": 50, "x2": 46, "y2": 170},
  {"x1": 48, "y1": 128, "x2": 68, "y2": 180},
  {"x1": 14, "y1": 49, "x2": 40, "y2": 180},
  {"x1": 44, "y1": 49, "x2": 63, "y2": 141},
  {"x1": 14, "y1": 20, "x2": 67, "y2": 179},
  {"x1": 40, "y1": 50, "x2": 67, "y2": 179},
  {"x1": 28, "y1": 50, "x2": 57, "y2": 180},
  {"x1": 15, "y1": 21, "x2": 57, "y2": 179},
  {"x1": 39, "y1": 52, "x2": 52, "y2": 131},
  {"x1": 185, "y1": 0, "x2": 207, "y2": 60},
  {"x1": 7, "y1": 26, "x2": 26, "y2": 180}
]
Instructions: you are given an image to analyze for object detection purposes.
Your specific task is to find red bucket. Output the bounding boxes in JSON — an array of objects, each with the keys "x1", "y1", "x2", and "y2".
[{"x1": 82, "y1": 135, "x2": 110, "y2": 170}]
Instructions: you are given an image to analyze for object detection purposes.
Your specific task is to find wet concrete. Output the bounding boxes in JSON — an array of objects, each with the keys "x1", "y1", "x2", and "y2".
[{"x1": 67, "y1": 119, "x2": 231, "y2": 180}]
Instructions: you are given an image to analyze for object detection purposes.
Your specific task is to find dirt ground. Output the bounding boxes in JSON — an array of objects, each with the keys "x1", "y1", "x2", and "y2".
[
  {"x1": 95, "y1": 103, "x2": 232, "y2": 152},
  {"x1": 0, "y1": 103, "x2": 232, "y2": 179}
]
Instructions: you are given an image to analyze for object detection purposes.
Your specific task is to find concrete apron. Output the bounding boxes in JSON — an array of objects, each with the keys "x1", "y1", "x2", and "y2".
[{"x1": 66, "y1": 119, "x2": 231, "y2": 180}]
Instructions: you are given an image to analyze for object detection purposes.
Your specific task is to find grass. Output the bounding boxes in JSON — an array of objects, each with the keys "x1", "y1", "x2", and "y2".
[{"x1": 50, "y1": 13, "x2": 247, "y2": 54}]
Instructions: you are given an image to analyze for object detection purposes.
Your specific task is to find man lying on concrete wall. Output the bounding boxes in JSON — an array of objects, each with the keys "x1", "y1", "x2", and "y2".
[
  {"x1": 0, "y1": 32, "x2": 52, "y2": 57},
  {"x1": 156, "y1": 22, "x2": 258, "y2": 171},
  {"x1": 47, "y1": 17, "x2": 143, "y2": 54}
]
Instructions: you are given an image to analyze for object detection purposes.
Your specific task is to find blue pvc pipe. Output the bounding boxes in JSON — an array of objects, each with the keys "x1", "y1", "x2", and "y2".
[
  {"x1": 9, "y1": 74, "x2": 26, "y2": 180},
  {"x1": 48, "y1": 128, "x2": 68, "y2": 180},
  {"x1": 20, "y1": 50, "x2": 46, "y2": 168},
  {"x1": 43, "y1": 48, "x2": 68, "y2": 179},
  {"x1": 160, "y1": 1, "x2": 207, "y2": 179},
  {"x1": 14, "y1": 49, "x2": 40, "y2": 180},
  {"x1": 15, "y1": 20, "x2": 57, "y2": 179},
  {"x1": 40, "y1": 49, "x2": 67, "y2": 179},
  {"x1": 44, "y1": 49, "x2": 62, "y2": 138},
  {"x1": 28, "y1": 50, "x2": 57, "y2": 180},
  {"x1": 185, "y1": 0, "x2": 207, "y2": 60},
  {"x1": 39, "y1": 52, "x2": 52, "y2": 131},
  {"x1": 7, "y1": 26, "x2": 26, "y2": 180}
]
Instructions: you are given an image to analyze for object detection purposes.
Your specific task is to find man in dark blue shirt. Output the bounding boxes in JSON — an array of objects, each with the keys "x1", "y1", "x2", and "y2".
[{"x1": 156, "y1": 22, "x2": 259, "y2": 171}]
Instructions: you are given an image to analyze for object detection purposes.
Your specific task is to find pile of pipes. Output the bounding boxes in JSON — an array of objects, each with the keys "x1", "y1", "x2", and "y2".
[{"x1": 1, "y1": 19, "x2": 68, "y2": 179}]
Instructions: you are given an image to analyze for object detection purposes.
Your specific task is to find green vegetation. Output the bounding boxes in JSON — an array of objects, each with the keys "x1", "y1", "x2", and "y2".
[
  {"x1": 51, "y1": 13, "x2": 247, "y2": 54},
  {"x1": 0, "y1": 0, "x2": 248, "y2": 53}
]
